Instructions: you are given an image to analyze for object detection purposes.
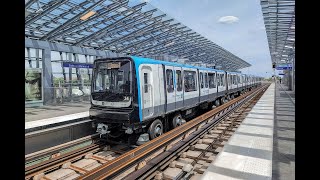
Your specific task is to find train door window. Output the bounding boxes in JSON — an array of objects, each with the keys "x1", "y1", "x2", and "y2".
[
  {"x1": 200, "y1": 72, "x2": 204, "y2": 89},
  {"x1": 213, "y1": 73, "x2": 216, "y2": 88},
  {"x1": 176, "y1": 70, "x2": 182, "y2": 92},
  {"x1": 144, "y1": 73, "x2": 148, "y2": 93},
  {"x1": 209, "y1": 73, "x2": 215, "y2": 88},
  {"x1": 166, "y1": 69, "x2": 174, "y2": 93},
  {"x1": 184, "y1": 70, "x2": 197, "y2": 92},
  {"x1": 205, "y1": 73, "x2": 208, "y2": 88}
]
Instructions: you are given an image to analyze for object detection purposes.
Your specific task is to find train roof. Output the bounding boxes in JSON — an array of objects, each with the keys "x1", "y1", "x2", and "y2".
[{"x1": 130, "y1": 56, "x2": 226, "y2": 73}]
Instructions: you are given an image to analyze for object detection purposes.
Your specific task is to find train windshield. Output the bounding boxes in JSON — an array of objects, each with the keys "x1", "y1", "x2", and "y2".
[{"x1": 92, "y1": 60, "x2": 132, "y2": 103}]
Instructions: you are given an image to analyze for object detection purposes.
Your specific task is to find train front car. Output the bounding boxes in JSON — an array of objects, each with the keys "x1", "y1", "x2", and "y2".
[{"x1": 90, "y1": 57, "x2": 140, "y2": 143}]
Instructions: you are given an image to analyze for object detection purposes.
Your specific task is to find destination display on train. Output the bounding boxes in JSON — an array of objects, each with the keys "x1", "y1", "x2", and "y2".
[{"x1": 107, "y1": 62, "x2": 121, "y2": 69}]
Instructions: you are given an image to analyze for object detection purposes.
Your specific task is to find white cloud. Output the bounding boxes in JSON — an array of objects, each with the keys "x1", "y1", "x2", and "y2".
[
  {"x1": 141, "y1": 0, "x2": 151, "y2": 2},
  {"x1": 218, "y1": 16, "x2": 239, "y2": 24}
]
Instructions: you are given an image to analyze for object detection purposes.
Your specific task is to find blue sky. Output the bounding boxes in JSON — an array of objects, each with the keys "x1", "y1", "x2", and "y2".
[{"x1": 144, "y1": 0, "x2": 273, "y2": 77}]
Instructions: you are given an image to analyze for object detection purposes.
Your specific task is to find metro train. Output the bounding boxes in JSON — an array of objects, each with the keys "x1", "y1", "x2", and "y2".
[{"x1": 89, "y1": 56, "x2": 262, "y2": 144}]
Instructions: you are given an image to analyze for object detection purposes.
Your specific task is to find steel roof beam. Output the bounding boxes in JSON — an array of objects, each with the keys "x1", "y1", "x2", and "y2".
[
  {"x1": 26, "y1": 0, "x2": 68, "y2": 26},
  {"x1": 99, "y1": 17, "x2": 173, "y2": 49},
  {"x1": 118, "y1": 24, "x2": 182, "y2": 52},
  {"x1": 46, "y1": 1, "x2": 131, "y2": 40},
  {"x1": 73, "y1": 8, "x2": 147, "y2": 46},
  {"x1": 41, "y1": 0, "x2": 107, "y2": 40}
]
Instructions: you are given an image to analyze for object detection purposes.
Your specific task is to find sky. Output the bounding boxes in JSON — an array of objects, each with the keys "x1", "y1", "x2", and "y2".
[{"x1": 143, "y1": 0, "x2": 273, "y2": 77}]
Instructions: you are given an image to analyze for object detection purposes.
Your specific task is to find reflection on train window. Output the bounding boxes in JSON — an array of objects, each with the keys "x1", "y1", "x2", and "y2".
[
  {"x1": 176, "y1": 70, "x2": 182, "y2": 92},
  {"x1": 220, "y1": 74, "x2": 224, "y2": 86},
  {"x1": 200, "y1": 72, "x2": 204, "y2": 89},
  {"x1": 184, "y1": 70, "x2": 197, "y2": 92},
  {"x1": 166, "y1": 69, "x2": 174, "y2": 93},
  {"x1": 144, "y1": 73, "x2": 148, "y2": 93},
  {"x1": 208, "y1": 73, "x2": 216, "y2": 88},
  {"x1": 205, "y1": 73, "x2": 208, "y2": 88}
]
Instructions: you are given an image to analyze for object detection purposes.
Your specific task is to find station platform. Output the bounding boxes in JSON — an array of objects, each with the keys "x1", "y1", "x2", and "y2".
[
  {"x1": 201, "y1": 82, "x2": 295, "y2": 180},
  {"x1": 25, "y1": 102, "x2": 90, "y2": 132}
]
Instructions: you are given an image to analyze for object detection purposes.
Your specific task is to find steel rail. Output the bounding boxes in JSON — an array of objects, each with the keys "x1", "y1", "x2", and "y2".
[
  {"x1": 125, "y1": 84, "x2": 268, "y2": 180},
  {"x1": 25, "y1": 133, "x2": 99, "y2": 163},
  {"x1": 78, "y1": 84, "x2": 269, "y2": 180},
  {"x1": 25, "y1": 141, "x2": 104, "y2": 180}
]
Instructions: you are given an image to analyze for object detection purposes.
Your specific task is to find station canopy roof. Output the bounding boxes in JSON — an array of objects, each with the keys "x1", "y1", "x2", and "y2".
[
  {"x1": 260, "y1": 0, "x2": 295, "y2": 65},
  {"x1": 25, "y1": 0, "x2": 251, "y2": 71}
]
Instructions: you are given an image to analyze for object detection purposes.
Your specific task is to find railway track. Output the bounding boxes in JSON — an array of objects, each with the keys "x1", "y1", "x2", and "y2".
[{"x1": 25, "y1": 84, "x2": 269, "y2": 180}]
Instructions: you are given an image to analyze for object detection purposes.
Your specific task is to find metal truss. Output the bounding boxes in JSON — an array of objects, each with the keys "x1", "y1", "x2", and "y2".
[
  {"x1": 25, "y1": 0, "x2": 251, "y2": 71},
  {"x1": 260, "y1": 0, "x2": 295, "y2": 65}
]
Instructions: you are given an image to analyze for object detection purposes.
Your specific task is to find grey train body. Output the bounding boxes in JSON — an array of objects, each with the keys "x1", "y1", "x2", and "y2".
[{"x1": 89, "y1": 56, "x2": 263, "y2": 140}]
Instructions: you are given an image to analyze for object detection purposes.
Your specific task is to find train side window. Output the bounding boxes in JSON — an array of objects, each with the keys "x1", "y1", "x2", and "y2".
[
  {"x1": 184, "y1": 70, "x2": 197, "y2": 92},
  {"x1": 200, "y1": 72, "x2": 204, "y2": 89},
  {"x1": 144, "y1": 73, "x2": 148, "y2": 93},
  {"x1": 176, "y1": 70, "x2": 182, "y2": 92},
  {"x1": 166, "y1": 69, "x2": 174, "y2": 93}
]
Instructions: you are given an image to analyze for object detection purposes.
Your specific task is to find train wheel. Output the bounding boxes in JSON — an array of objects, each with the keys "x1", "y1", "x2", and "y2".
[
  {"x1": 215, "y1": 99, "x2": 220, "y2": 106},
  {"x1": 172, "y1": 113, "x2": 183, "y2": 128},
  {"x1": 148, "y1": 119, "x2": 163, "y2": 139},
  {"x1": 220, "y1": 97, "x2": 224, "y2": 105}
]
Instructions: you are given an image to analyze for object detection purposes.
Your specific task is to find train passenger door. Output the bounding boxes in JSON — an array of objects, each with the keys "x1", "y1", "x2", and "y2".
[
  {"x1": 208, "y1": 71, "x2": 217, "y2": 101},
  {"x1": 141, "y1": 65, "x2": 154, "y2": 118},
  {"x1": 165, "y1": 66, "x2": 175, "y2": 112},
  {"x1": 175, "y1": 67, "x2": 183, "y2": 109},
  {"x1": 199, "y1": 70, "x2": 209, "y2": 102}
]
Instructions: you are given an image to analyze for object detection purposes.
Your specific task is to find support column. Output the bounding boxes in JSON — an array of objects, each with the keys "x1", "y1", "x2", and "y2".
[{"x1": 42, "y1": 48, "x2": 54, "y2": 104}]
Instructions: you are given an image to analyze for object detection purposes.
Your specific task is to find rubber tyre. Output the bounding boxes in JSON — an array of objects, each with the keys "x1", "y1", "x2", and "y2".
[
  {"x1": 172, "y1": 114, "x2": 183, "y2": 128},
  {"x1": 215, "y1": 99, "x2": 220, "y2": 106},
  {"x1": 148, "y1": 119, "x2": 163, "y2": 140}
]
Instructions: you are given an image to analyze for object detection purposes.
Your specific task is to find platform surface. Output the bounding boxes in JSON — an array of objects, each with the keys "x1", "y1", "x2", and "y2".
[
  {"x1": 201, "y1": 83, "x2": 275, "y2": 180},
  {"x1": 25, "y1": 102, "x2": 90, "y2": 130},
  {"x1": 272, "y1": 83, "x2": 295, "y2": 180},
  {"x1": 25, "y1": 102, "x2": 90, "y2": 122}
]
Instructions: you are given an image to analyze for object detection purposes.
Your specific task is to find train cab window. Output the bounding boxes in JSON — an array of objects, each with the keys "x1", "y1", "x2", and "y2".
[
  {"x1": 144, "y1": 73, "x2": 148, "y2": 93},
  {"x1": 205, "y1": 73, "x2": 208, "y2": 88},
  {"x1": 166, "y1": 69, "x2": 174, "y2": 93},
  {"x1": 208, "y1": 73, "x2": 216, "y2": 88},
  {"x1": 176, "y1": 70, "x2": 182, "y2": 92},
  {"x1": 200, "y1": 72, "x2": 204, "y2": 89},
  {"x1": 184, "y1": 70, "x2": 197, "y2": 92}
]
